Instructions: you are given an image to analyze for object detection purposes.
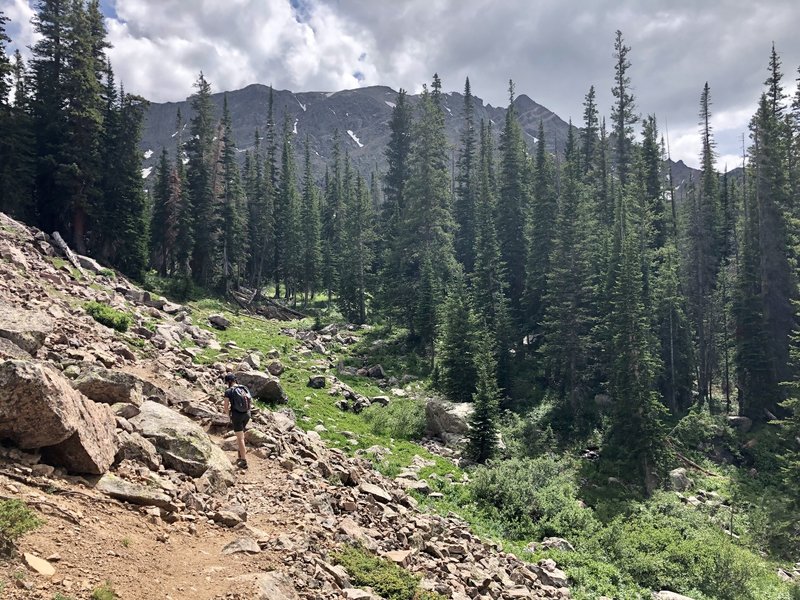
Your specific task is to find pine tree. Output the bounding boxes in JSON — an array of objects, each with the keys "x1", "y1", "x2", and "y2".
[
  {"x1": 472, "y1": 121, "x2": 513, "y2": 393},
  {"x1": 454, "y1": 77, "x2": 478, "y2": 273},
  {"x1": 467, "y1": 335, "x2": 501, "y2": 464},
  {"x1": 606, "y1": 176, "x2": 666, "y2": 492},
  {"x1": 275, "y1": 114, "x2": 300, "y2": 299},
  {"x1": 540, "y1": 126, "x2": 598, "y2": 428},
  {"x1": 581, "y1": 85, "x2": 599, "y2": 178},
  {"x1": 0, "y1": 16, "x2": 35, "y2": 218},
  {"x1": 523, "y1": 121, "x2": 558, "y2": 342},
  {"x1": 339, "y1": 172, "x2": 373, "y2": 323},
  {"x1": 186, "y1": 72, "x2": 217, "y2": 287},
  {"x1": 322, "y1": 131, "x2": 344, "y2": 303},
  {"x1": 437, "y1": 271, "x2": 479, "y2": 402},
  {"x1": 299, "y1": 136, "x2": 322, "y2": 305},
  {"x1": 378, "y1": 90, "x2": 413, "y2": 324},
  {"x1": 150, "y1": 148, "x2": 175, "y2": 275},
  {"x1": 219, "y1": 95, "x2": 246, "y2": 293},
  {"x1": 403, "y1": 79, "x2": 456, "y2": 347},
  {"x1": 173, "y1": 109, "x2": 193, "y2": 279},
  {"x1": 611, "y1": 30, "x2": 638, "y2": 186},
  {"x1": 496, "y1": 81, "x2": 530, "y2": 317}
]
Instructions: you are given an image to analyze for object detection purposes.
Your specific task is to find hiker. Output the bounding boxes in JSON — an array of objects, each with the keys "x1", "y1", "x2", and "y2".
[{"x1": 222, "y1": 373, "x2": 251, "y2": 469}]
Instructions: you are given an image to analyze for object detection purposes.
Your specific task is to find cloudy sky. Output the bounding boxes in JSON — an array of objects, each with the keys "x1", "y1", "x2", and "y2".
[{"x1": 3, "y1": 0, "x2": 800, "y2": 169}]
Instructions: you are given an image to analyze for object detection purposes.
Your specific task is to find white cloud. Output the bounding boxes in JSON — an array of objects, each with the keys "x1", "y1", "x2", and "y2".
[{"x1": 2, "y1": 0, "x2": 800, "y2": 165}]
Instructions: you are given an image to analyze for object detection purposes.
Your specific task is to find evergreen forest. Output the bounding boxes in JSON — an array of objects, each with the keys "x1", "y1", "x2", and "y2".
[{"x1": 2, "y1": 3, "x2": 800, "y2": 598}]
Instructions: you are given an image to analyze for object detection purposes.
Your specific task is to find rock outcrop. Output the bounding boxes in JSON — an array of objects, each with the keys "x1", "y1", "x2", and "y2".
[
  {"x1": 0, "y1": 301, "x2": 53, "y2": 355},
  {"x1": 0, "y1": 360, "x2": 117, "y2": 474}
]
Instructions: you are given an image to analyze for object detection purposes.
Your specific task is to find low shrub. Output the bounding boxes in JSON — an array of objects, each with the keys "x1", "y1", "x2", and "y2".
[
  {"x1": 363, "y1": 399, "x2": 426, "y2": 440},
  {"x1": 85, "y1": 301, "x2": 131, "y2": 332},
  {"x1": 333, "y1": 545, "x2": 445, "y2": 600},
  {"x1": 0, "y1": 499, "x2": 42, "y2": 542},
  {"x1": 469, "y1": 456, "x2": 599, "y2": 541},
  {"x1": 90, "y1": 581, "x2": 118, "y2": 600}
]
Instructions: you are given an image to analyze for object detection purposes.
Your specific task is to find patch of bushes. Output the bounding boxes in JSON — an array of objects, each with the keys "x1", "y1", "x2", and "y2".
[
  {"x1": 0, "y1": 499, "x2": 42, "y2": 542},
  {"x1": 470, "y1": 456, "x2": 599, "y2": 541},
  {"x1": 90, "y1": 581, "x2": 118, "y2": 600},
  {"x1": 85, "y1": 301, "x2": 131, "y2": 332},
  {"x1": 333, "y1": 545, "x2": 445, "y2": 600},
  {"x1": 363, "y1": 399, "x2": 426, "y2": 440}
]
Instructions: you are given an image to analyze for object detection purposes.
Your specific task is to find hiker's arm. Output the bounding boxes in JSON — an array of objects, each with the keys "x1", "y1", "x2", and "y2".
[{"x1": 223, "y1": 392, "x2": 230, "y2": 414}]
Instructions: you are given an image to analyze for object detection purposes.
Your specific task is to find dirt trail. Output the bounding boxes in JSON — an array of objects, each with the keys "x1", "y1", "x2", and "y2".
[{"x1": 2, "y1": 446, "x2": 294, "y2": 599}]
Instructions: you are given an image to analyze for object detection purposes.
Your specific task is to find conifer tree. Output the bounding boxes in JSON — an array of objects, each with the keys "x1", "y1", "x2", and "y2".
[
  {"x1": 403, "y1": 79, "x2": 456, "y2": 347},
  {"x1": 540, "y1": 126, "x2": 598, "y2": 427},
  {"x1": 299, "y1": 136, "x2": 322, "y2": 305},
  {"x1": 524, "y1": 121, "x2": 558, "y2": 342},
  {"x1": 378, "y1": 90, "x2": 413, "y2": 324},
  {"x1": 611, "y1": 30, "x2": 637, "y2": 186},
  {"x1": 581, "y1": 85, "x2": 599, "y2": 178},
  {"x1": 275, "y1": 114, "x2": 300, "y2": 299},
  {"x1": 173, "y1": 109, "x2": 193, "y2": 279},
  {"x1": 150, "y1": 148, "x2": 175, "y2": 275},
  {"x1": 322, "y1": 131, "x2": 344, "y2": 302},
  {"x1": 496, "y1": 81, "x2": 529, "y2": 317},
  {"x1": 472, "y1": 121, "x2": 513, "y2": 393},
  {"x1": 467, "y1": 334, "x2": 501, "y2": 464},
  {"x1": 454, "y1": 77, "x2": 478, "y2": 273},
  {"x1": 437, "y1": 271, "x2": 479, "y2": 402},
  {"x1": 339, "y1": 172, "x2": 373, "y2": 323},
  {"x1": 186, "y1": 72, "x2": 217, "y2": 287},
  {"x1": 219, "y1": 95, "x2": 246, "y2": 293}
]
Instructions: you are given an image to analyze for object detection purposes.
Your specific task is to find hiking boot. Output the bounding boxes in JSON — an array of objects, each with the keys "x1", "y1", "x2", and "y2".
[{"x1": 236, "y1": 458, "x2": 248, "y2": 469}]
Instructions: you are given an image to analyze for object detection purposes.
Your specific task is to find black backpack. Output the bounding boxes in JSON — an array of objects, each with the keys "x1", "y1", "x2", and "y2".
[{"x1": 229, "y1": 385, "x2": 252, "y2": 413}]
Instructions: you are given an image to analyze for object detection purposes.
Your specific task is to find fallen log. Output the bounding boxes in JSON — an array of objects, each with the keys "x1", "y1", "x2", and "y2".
[{"x1": 51, "y1": 231, "x2": 87, "y2": 277}]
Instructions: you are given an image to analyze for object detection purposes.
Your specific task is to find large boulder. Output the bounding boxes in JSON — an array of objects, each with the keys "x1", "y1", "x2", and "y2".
[
  {"x1": 129, "y1": 401, "x2": 234, "y2": 481},
  {"x1": 669, "y1": 467, "x2": 693, "y2": 492},
  {"x1": 0, "y1": 360, "x2": 117, "y2": 474},
  {"x1": 655, "y1": 592, "x2": 697, "y2": 600},
  {"x1": 95, "y1": 473, "x2": 177, "y2": 511},
  {"x1": 235, "y1": 371, "x2": 287, "y2": 403},
  {"x1": 72, "y1": 366, "x2": 144, "y2": 406},
  {"x1": 115, "y1": 430, "x2": 161, "y2": 470},
  {"x1": 0, "y1": 302, "x2": 53, "y2": 355},
  {"x1": 0, "y1": 337, "x2": 31, "y2": 360},
  {"x1": 425, "y1": 399, "x2": 471, "y2": 439}
]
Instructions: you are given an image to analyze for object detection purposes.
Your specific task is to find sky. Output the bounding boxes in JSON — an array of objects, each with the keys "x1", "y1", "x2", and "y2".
[{"x1": 2, "y1": 0, "x2": 800, "y2": 170}]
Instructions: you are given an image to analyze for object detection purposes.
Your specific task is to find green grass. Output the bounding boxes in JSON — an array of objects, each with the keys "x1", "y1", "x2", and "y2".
[
  {"x1": 90, "y1": 581, "x2": 118, "y2": 600},
  {"x1": 333, "y1": 545, "x2": 446, "y2": 600},
  {"x1": 85, "y1": 301, "x2": 131, "y2": 332},
  {"x1": 0, "y1": 499, "x2": 42, "y2": 542}
]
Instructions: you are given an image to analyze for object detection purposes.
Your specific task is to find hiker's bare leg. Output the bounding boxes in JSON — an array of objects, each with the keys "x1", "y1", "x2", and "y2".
[{"x1": 235, "y1": 430, "x2": 246, "y2": 460}]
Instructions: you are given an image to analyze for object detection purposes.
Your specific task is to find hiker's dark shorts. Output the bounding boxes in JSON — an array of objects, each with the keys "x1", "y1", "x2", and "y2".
[{"x1": 230, "y1": 411, "x2": 250, "y2": 432}]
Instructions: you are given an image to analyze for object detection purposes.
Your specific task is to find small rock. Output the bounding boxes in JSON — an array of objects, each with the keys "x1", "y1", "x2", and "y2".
[
  {"x1": 24, "y1": 553, "x2": 56, "y2": 577},
  {"x1": 208, "y1": 314, "x2": 231, "y2": 330},
  {"x1": 222, "y1": 537, "x2": 262, "y2": 555},
  {"x1": 307, "y1": 375, "x2": 326, "y2": 389}
]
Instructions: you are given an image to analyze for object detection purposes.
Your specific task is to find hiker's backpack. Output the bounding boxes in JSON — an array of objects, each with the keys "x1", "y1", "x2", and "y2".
[{"x1": 229, "y1": 385, "x2": 252, "y2": 413}]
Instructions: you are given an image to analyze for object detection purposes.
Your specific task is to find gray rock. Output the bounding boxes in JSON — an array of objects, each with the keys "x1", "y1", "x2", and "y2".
[
  {"x1": 0, "y1": 337, "x2": 31, "y2": 360},
  {"x1": 359, "y1": 482, "x2": 392, "y2": 504},
  {"x1": 0, "y1": 302, "x2": 53, "y2": 354},
  {"x1": 655, "y1": 592, "x2": 697, "y2": 600},
  {"x1": 0, "y1": 360, "x2": 117, "y2": 474},
  {"x1": 727, "y1": 415, "x2": 753, "y2": 434},
  {"x1": 267, "y1": 360, "x2": 285, "y2": 376},
  {"x1": 111, "y1": 402, "x2": 141, "y2": 419},
  {"x1": 222, "y1": 537, "x2": 261, "y2": 555},
  {"x1": 115, "y1": 430, "x2": 161, "y2": 470},
  {"x1": 208, "y1": 314, "x2": 231, "y2": 330},
  {"x1": 129, "y1": 401, "x2": 234, "y2": 483},
  {"x1": 425, "y1": 399, "x2": 471, "y2": 439},
  {"x1": 669, "y1": 468, "x2": 693, "y2": 492},
  {"x1": 235, "y1": 371, "x2": 287, "y2": 403},
  {"x1": 253, "y1": 572, "x2": 300, "y2": 600},
  {"x1": 371, "y1": 396, "x2": 390, "y2": 406},
  {"x1": 307, "y1": 375, "x2": 326, "y2": 389},
  {"x1": 96, "y1": 473, "x2": 177, "y2": 511},
  {"x1": 73, "y1": 366, "x2": 144, "y2": 406}
]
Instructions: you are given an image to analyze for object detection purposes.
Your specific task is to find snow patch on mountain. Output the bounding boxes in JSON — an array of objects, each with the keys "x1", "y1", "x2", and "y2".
[
  {"x1": 293, "y1": 119, "x2": 299, "y2": 135},
  {"x1": 385, "y1": 101, "x2": 396, "y2": 108},
  {"x1": 295, "y1": 95, "x2": 307, "y2": 111},
  {"x1": 143, "y1": 149, "x2": 153, "y2": 159},
  {"x1": 347, "y1": 130, "x2": 363, "y2": 148},
  {"x1": 141, "y1": 167, "x2": 152, "y2": 179}
]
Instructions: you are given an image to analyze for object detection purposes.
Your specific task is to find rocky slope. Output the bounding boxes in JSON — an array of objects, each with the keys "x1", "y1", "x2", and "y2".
[{"x1": 0, "y1": 211, "x2": 570, "y2": 600}]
